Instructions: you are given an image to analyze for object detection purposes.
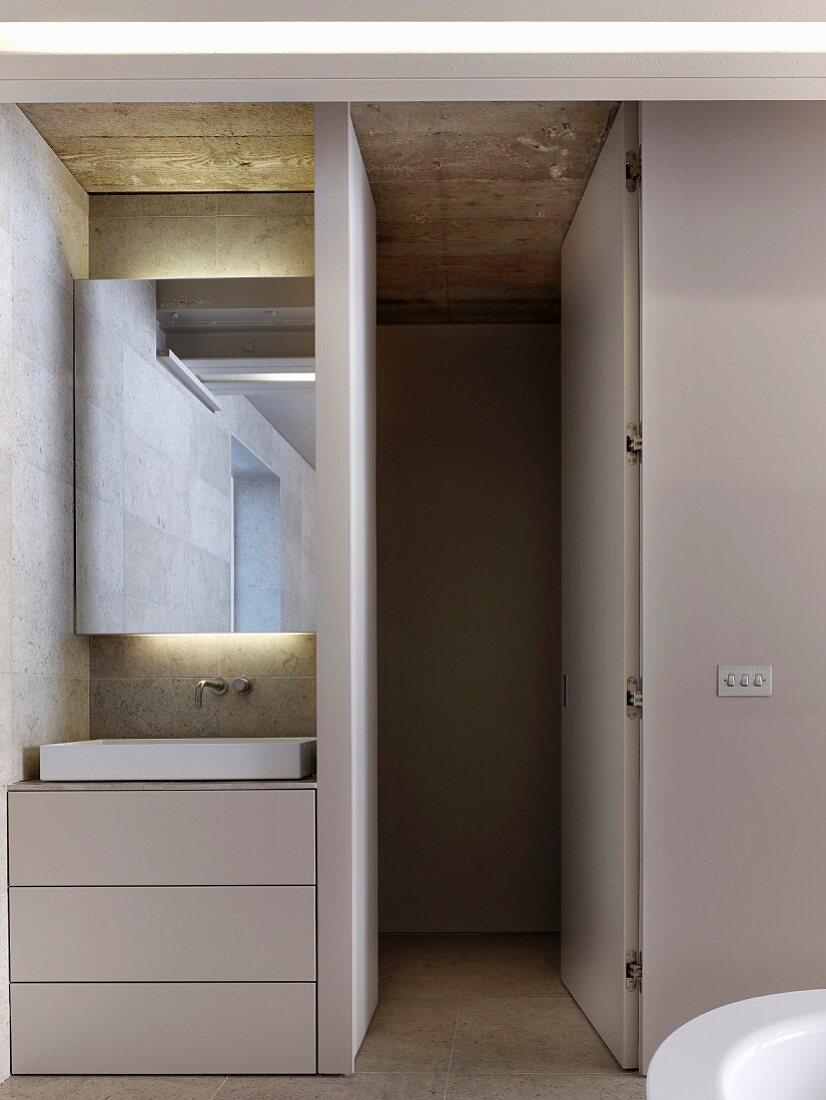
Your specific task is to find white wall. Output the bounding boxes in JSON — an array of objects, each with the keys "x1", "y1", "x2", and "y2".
[
  {"x1": 314, "y1": 103, "x2": 377, "y2": 1072},
  {"x1": 640, "y1": 101, "x2": 826, "y2": 1067},
  {"x1": 0, "y1": 103, "x2": 89, "y2": 1078}
]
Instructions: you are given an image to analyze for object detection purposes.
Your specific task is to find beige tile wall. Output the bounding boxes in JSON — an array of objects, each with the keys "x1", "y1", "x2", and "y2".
[
  {"x1": 89, "y1": 193, "x2": 314, "y2": 280},
  {"x1": 89, "y1": 633, "x2": 316, "y2": 739},
  {"x1": 0, "y1": 104, "x2": 90, "y2": 1077}
]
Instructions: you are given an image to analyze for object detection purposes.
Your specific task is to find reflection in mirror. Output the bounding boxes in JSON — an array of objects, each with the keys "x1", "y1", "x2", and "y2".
[{"x1": 74, "y1": 277, "x2": 315, "y2": 635}]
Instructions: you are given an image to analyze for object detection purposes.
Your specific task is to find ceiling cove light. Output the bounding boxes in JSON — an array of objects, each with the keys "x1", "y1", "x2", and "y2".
[{"x1": 2, "y1": 21, "x2": 826, "y2": 55}]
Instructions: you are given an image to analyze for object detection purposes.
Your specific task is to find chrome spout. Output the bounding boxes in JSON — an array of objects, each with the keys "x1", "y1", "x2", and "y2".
[{"x1": 195, "y1": 677, "x2": 228, "y2": 708}]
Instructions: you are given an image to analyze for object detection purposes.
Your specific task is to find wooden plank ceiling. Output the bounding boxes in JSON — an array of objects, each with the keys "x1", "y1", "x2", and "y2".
[
  {"x1": 18, "y1": 102, "x2": 314, "y2": 192},
  {"x1": 351, "y1": 101, "x2": 618, "y2": 323}
]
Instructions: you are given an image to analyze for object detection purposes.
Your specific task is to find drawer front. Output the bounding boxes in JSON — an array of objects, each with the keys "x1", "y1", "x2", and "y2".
[
  {"x1": 11, "y1": 982, "x2": 316, "y2": 1074},
  {"x1": 9, "y1": 789, "x2": 315, "y2": 885},
  {"x1": 10, "y1": 886, "x2": 316, "y2": 982}
]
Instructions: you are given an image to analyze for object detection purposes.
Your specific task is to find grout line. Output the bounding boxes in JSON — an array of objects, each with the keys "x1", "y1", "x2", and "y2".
[
  {"x1": 443, "y1": 1011, "x2": 459, "y2": 1100},
  {"x1": 209, "y1": 1075, "x2": 229, "y2": 1100}
]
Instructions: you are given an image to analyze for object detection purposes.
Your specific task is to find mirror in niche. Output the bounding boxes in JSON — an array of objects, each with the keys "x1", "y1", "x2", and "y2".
[{"x1": 74, "y1": 276, "x2": 315, "y2": 634}]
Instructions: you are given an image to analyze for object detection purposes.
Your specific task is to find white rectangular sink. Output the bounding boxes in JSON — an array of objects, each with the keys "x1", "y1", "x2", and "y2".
[{"x1": 39, "y1": 738, "x2": 317, "y2": 782}]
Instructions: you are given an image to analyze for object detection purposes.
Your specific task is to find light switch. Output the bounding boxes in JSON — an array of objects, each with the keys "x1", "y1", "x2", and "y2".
[{"x1": 718, "y1": 665, "x2": 772, "y2": 697}]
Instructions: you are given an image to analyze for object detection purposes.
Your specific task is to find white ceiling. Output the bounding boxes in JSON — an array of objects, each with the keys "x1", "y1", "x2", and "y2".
[{"x1": 3, "y1": 71, "x2": 824, "y2": 108}]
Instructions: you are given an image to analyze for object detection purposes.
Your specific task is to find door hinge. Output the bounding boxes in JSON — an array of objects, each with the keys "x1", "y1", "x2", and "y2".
[
  {"x1": 626, "y1": 423, "x2": 642, "y2": 464},
  {"x1": 626, "y1": 676, "x2": 642, "y2": 718},
  {"x1": 625, "y1": 150, "x2": 641, "y2": 193},
  {"x1": 626, "y1": 949, "x2": 642, "y2": 992}
]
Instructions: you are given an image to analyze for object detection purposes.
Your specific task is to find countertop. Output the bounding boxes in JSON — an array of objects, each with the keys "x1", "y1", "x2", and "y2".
[{"x1": 9, "y1": 779, "x2": 318, "y2": 792}]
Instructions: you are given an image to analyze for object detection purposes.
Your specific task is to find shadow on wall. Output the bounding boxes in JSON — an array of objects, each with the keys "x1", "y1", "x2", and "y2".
[{"x1": 376, "y1": 322, "x2": 561, "y2": 935}]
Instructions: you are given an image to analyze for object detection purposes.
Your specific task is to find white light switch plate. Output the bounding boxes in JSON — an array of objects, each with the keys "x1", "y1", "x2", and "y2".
[{"x1": 717, "y1": 664, "x2": 772, "y2": 697}]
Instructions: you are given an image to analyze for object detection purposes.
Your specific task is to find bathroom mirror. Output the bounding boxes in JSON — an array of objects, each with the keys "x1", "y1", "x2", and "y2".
[{"x1": 74, "y1": 276, "x2": 316, "y2": 634}]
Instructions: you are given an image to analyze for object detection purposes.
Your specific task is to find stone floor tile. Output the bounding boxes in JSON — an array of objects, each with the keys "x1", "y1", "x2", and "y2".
[
  {"x1": 220, "y1": 1073, "x2": 448, "y2": 1099},
  {"x1": 355, "y1": 999, "x2": 460, "y2": 1072},
  {"x1": 460, "y1": 935, "x2": 567, "y2": 999},
  {"x1": 450, "y1": 998, "x2": 618, "y2": 1075},
  {"x1": 446, "y1": 1073, "x2": 645, "y2": 1099},
  {"x1": 0, "y1": 1077, "x2": 226, "y2": 1100}
]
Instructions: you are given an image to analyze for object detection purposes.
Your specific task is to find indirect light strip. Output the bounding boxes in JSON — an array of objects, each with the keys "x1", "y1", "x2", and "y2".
[
  {"x1": 3, "y1": 21, "x2": 826, "y2": 54},
  {"x1": 206, "y1": 373, "x2": 316, "y2": 383}
]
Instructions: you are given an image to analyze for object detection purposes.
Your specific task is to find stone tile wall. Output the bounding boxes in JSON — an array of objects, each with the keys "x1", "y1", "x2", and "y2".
[
  {"x1": 0, "y1": 103, "x2": 90, "y2": 1077},
  {"x1": 89, "y1": 193, "x2": 313, "y2": 280},
  {"x1": 233, "y1": 473, "x2": 281, "y2": 631},
  {"x1": 89, "y1": 633, "x2": 316, "y2": 740}
]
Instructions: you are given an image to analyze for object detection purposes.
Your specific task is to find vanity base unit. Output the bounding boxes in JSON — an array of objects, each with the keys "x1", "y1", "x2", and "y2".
[{"x1": 7, "y1": 783, "x2": 318, "y2": 1075}]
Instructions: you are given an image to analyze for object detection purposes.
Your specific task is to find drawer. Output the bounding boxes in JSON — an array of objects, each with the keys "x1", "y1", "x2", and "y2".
[
  {"x1": 11, "y1": 982, "x2": 316, "y2": 1074},
  {"x1": 10, "y1": 886, "x2": 316, "y2": 982},
  {"x1": 8, "y1": 789, "x2": 315, "y2": 885}
]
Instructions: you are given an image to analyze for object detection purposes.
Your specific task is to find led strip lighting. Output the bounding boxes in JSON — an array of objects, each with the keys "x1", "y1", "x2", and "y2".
[{"x1": 2, "y1": 21, "x2": 826, "y2": 55}]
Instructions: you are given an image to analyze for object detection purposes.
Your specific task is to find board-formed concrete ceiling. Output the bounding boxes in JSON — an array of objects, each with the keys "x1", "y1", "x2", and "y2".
[
  {"x1": 19, "y1": 99, "x2": 615, "y2": 324},
  {"x1": 18, "y1": 102, "x2": 314, "y2": 192},
  {"x1": 351, "y1": 101, "x2": 618, "y2": 323}
]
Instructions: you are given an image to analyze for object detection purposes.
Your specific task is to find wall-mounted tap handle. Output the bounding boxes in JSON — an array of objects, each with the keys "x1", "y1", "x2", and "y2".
[
  {"x1": 232, "y1": 677, "x2": 252, "y2": 695},
  {"x1": 194, "y1": 677, "x2": 228, "y2": 708}
]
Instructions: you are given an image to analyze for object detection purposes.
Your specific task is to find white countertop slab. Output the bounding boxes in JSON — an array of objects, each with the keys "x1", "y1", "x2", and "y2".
[{"x1": 11, "y1": 779, "x2": 317, "y2": 792}]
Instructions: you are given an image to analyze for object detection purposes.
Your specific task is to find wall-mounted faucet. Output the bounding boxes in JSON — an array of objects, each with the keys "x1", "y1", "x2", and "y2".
[{"x1": 194, "y1": 677, "x2": 228, "y2": 708}]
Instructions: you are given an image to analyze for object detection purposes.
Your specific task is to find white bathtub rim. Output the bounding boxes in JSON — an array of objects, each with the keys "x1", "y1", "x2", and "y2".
[{"x1": 647, "y1": 989, "x2": 826, "y2": 1100}]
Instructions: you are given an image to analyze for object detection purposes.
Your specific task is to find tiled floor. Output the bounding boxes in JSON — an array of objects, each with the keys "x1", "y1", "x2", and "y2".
[{"x1": 0, "y1": 935, "x2": 645, "y2": 1099}]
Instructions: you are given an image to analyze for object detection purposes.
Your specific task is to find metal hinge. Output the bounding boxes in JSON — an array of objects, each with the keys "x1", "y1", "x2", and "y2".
[
  {"x1": 626, "y1": 676, "x2": 642, "y2": 718},
  {"x1": 626, "y1": 423, "x2": 642, "y2": 464},
  {"x1": 625, "y1": 150, "x2": 641, "y2": 193},
  {"x1": 626, "y1": 949, "x2": 642, "y2": 992}
]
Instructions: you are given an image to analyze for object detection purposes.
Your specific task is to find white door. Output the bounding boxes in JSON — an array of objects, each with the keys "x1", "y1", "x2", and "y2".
[
  {"x1": 639, "y1": 102, "x2": 826, "y2": 1071},
  {"x1": 560, "y1": 102, "x2": 640, "y2": 1070}
]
